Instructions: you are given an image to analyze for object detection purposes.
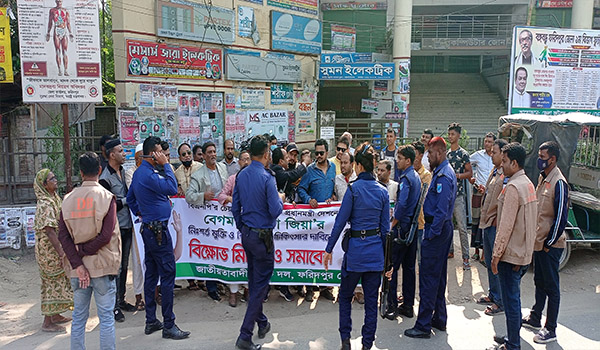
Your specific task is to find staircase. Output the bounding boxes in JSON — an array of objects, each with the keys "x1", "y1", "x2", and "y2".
[{"x1": 408, "y1": 73, "x2": 507, "y2": 140}]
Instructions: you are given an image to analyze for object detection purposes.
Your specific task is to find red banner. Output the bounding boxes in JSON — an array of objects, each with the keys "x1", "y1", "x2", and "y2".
[{"x1": 126, "y1": 40, "x2": 223, "y2": 80}]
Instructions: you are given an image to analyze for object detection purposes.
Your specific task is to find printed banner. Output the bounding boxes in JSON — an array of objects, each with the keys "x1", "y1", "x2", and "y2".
[
  {"x1": 321, "y1": 2, "x2": 387, "y2": 10},
  {"x1": 0, "y1": 7, "x2": 14, "y2": 83},
  {"x1": 270, "y1": 83, "x2": 294, "y2": 104},
  {"x1": 271, "y1": 11, "x2": 321, "y2": 55},
  {"x1": 319, "y1": 63, "x2": 395, "y2": 80},
  {"x1": 118, "y1": 109, "x2": 140, "y2": 160},
  {"x1": 509, "y1": 26, "x2": 600, "y2": 115},
  {"x1": 246, "y1": 110, "x2": 289, "y2": 141},
  {"x1": 133, "y1": 199, "x2": 346, "y2": 285},
  {"x1": 331, "y1": 25, "x2": 356, "y2": 52},
  {"x1": 157, "y1": 0, "x2": 235, "y2": 45},
  {"x1": 294, "y1": 91, "x2": 317, "y2": 143},
  {"x1": 268, "y1": 0, "x2": 318, "y2": 15},
  {"x1": 17, "y1": 0, "x2": 102, "y2": 102},
  {"x1": 127, "y1": 40, "x2": 223, "y2": 80}
]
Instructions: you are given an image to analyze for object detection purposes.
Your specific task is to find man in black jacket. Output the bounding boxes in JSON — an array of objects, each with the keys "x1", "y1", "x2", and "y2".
[{"x1": 271, "y1": 147, "x2": 310, "y2": 203}]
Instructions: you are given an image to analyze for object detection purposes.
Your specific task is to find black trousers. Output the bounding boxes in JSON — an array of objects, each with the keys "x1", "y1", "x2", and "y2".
[{"x1": 115, "y1": 227, "x2": 133, "y2": 307}]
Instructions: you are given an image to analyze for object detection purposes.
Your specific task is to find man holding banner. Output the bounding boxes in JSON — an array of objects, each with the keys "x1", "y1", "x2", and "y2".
[{"x1": 232, "y1": 135, "x2": 284, "y2": 350}]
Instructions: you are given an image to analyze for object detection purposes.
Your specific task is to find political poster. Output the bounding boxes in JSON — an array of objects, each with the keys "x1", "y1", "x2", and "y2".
[
  {"x1": 0, "y1": 7, "x2": 14, "y2": 83},
  {"x1": 17, "y1": 0, "x2": 102, "y2": 102},
  {"x1": 133, "y1": 199, "x2": 346, "y2": 285},
  {"x1": 225, "y1": 110, "x2": 247, "y2": 149},
  {"x1": 118, "y1": 109, "x2": 140, "y2": 160},
  {"x1": 509, "y1": 26, "x2": 600, "y2": 116}
]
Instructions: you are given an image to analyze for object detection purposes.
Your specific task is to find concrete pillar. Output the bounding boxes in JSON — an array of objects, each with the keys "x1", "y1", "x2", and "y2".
[
  {"x1": 392, "y1": 0, "x2": 412, "y2": 138},
  {"x1": 571, "y1": 0, "x2": 594, "y2": 29}
]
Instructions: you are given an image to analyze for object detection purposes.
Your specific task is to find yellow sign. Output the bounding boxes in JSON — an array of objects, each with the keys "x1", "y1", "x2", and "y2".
[{"x1": 0, "y1": 8, "x2": 14, "y2": 83}]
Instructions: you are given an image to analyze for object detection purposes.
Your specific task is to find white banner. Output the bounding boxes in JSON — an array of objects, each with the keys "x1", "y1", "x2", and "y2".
[
  {"x1": 134, "y1": 198, "x2": 346, "y2": 286},
  {"x1": 17, "y1": 0, "x2": 102, "y2": 102}
]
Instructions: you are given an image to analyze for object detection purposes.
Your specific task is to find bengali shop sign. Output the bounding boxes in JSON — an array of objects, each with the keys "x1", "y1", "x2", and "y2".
[
  {"x1": 126, "y1": 40, "x2": 223, "y2": 80},
  {"x1": 509, "y1": 26, "x2": 600, "y2": 115},
  {"x1": 17, "y1": 0, "x2": 102, "y2": 102},
  {"x1": 268, "y1": 0, "x2": 318, "y2": 15},
  {"x1": 134, "y1": 199, "x2": 345, "y2": 285},
  {"x1": 271, "y1": 11, "x2": 322, "y2": 55},
  {"x1": 319, "y1": 63, "x2": 395, "y2": 80}
]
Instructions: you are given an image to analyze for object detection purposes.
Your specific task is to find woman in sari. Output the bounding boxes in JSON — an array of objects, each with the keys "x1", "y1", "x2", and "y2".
[{"x1": 34, "y1": 169, "x2": 73, "y2": 332}]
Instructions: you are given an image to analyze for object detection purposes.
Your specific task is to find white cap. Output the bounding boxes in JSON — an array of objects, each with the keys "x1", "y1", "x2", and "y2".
[{"x1": 135, "y1": 143, "x2": 143, "y2": 153}]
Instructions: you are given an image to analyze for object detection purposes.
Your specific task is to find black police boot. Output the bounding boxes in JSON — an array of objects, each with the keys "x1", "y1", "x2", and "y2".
[
  {"x1": 144, "y1": 320, "x2": 163, "y2": 335},
  {"x1": 384, "y1": 306, "x2": 397, "y2": 320},
  {"x1": 162, "y1": 324, "x2": 190, "y2": 340},
  {"x1": 258, "y1": 322, "x2": 271, "y2": 339},
  {"x1": 340, "y1": 338, "x2": 351, "y2": 350},
  {"x1": 397, "y1": 304, "x2": 414, "y2": 318},
  {"x1": 236, "y1": 336, "x2": 262, "y2": 350},
  {"x1": 404, "y1": 327, "x2": 431, "y2": 339},
  {"x1": 431, "y1": 319, "x2": 446, "y2": 332}
]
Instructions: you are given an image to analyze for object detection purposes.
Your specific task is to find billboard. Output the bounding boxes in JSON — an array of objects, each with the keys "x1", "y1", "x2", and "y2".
[
  {"x1": 17, "y1": 0, "x2": 102, "y2": 102},
  {"x1": 509, "y1": 26, "x2": 600, "y2": 115},
  {"x1": 319, "y1": 63, "x2": 395, "y2": 80},
  {"x1": 0, "y1": 7, "x2": 14, "y2": 83},
  {"x1": 127, "y1": 40, "x2": 223, "y2": 80},
  {"x1": 226, "y1": 53, "x2": 301, "y2": 83},
  {"x1": 271, "y1": 11, "x2": 321, "y2": 55},
  {"x1": 268, "y1": 0, "x2": 318, "y2": 16}
]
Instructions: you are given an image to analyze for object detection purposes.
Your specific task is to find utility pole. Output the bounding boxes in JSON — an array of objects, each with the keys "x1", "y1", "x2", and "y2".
[
  {"x1": 392, "y1": 0, "x2": 412, "y2": 138},
  {"x1": 571, "y1": 0, "x2": 594, "y2": 29}
]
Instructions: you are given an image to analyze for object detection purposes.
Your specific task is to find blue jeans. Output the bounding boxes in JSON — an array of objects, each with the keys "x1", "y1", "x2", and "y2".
[
  {"x1": 483, "y1": 226, "x2": 503, "y2": 309},
  {"x1": 338, "y1": 267, "x2": 381, "y2": 349},
  {"x1": 497, "y1": 262, "x2": 528, "y2": 350},
  {"x1": 531, "y1": 248, "x2": 563, "y2": 332},
  {"x1": 70, "y1": 275, "x2": 116, "y2": 350}
]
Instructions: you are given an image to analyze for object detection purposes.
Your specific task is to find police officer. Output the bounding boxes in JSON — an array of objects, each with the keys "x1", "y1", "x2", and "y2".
[
  {"x1": 126, "y1": 136, "x2": 190, "y2": 340},
  {"x1": 323, "y1": 142, "x2": 390, "y2": 350},
  {"x1": 405, "y1": 136, "x2": 457, "y2": 339},
  {"x1": 232, "y1": 135, "x2": 284, "y2": 350},
  {"x1": 384, "y1": 145, "x2": 421, "y2": 320}
]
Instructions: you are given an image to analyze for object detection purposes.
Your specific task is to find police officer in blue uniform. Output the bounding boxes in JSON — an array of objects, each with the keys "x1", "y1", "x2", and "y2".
[
  {"x1": 232, "y1": 136, "x2": 284, "y2": 350},
  {"x1": 405, "y1": 137, "x2": 457, "y2": 339},
  {"x1": 323, "y1": 142, "x2": 390, "y2": 350},
  {"x1": 126, "y1": 136, "x2": 190, "y2": 340},
  {"x1": 384, "y1": 145, "x2": 422, "y2": 320}
]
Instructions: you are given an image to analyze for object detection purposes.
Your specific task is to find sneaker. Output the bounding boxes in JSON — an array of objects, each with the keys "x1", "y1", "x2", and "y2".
[
  {"x1": 463, "y1": 260, "x2": 471, "y2": 270},
  {"x1": 533, "y1": 328, "x2": 557, "y2": 344},
  {"x1": 320, "y1": 288, "x2": 335, "y2": 301},
  {"x1": 208, "y1": 291, "x2": 221, "y2": 302},
  {"x1": 114, "y1": 309, "x2": 125, "y2": 323},
  {"x1": 279, "y1": 287, "x2": 294, "y2": 302},
  {"x1": 162, "y1": 324, "x2": 190, "y2": 340},
  {"x1": 521, "y1": 314, "x2": 542, "y2": 330}
]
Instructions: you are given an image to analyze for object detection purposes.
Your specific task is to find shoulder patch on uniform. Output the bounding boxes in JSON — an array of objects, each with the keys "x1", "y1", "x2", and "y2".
[
  {"x1": 437, "y1": 183, "x2": 442, "y2": 193},
  {"x1": 399, "y1": 182, "x2": 404, "y2": 191}
]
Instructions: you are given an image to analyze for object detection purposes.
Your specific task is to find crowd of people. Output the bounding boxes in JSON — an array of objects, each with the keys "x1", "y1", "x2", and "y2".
[{"x1": 31, "y1": 124, "x2": 569, "y2": 350}]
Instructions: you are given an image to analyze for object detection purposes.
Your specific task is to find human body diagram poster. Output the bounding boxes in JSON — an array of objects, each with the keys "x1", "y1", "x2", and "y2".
[{"x1": 509, "y1": 26, "x2": 600, "y2": 115}]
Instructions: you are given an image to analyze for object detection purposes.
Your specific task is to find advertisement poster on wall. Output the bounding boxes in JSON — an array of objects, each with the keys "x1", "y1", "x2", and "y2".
[
  {"x1": 331, "y1": 24, "x2": 356, "y2": 52},
  {"x1": 241, "y1": 88, "x2": 265, "y2": 109},
  {"x1": 268, "y1": 0, "x2": 318, "y2": 15},
  {"x1": 17, "y1": 0, "x2": 102, "y2": 102},
  {"x1": 178, "y1": 92, "x2": 202, "y2": 146},
  {"x1": 0, "y1": 7, "x2": 14, "y2": 83},
  {"x1": 294, "y1": 92, "x2": 317, "y2": 144},
  {"x1": 238, "y1": 6, "x2": 254, "y2": 37},
  {"x1": 271, "y1": 11, "x2": 322, "y2": 55},
  {"x1": 397, "y1": 59, "x2": 410, "y2": 93},
  {"x1": 225, "y1": 110, "x2": 246, "y2": 149},
  {"x1": 270, "y1": 83, "x2": 294, "y2": 104},
  {"x1": 139, "y1": 84, "x2": 154, "y2": 107},
  {"x1": 509, "y1": 26, "x2": 600, "y2": 115},
  {"x1": 246, "y1": 110, "x2": 289, "y2": 141},
  {"x1": 127, "y1": 40, "x2": 223, "y2": 81},
  {"x1": 156, "y1": 0, "x2": 235, "y2": 45},
  {"x1": 118, "y1": 109, "x2": 140, "y2": 160}
]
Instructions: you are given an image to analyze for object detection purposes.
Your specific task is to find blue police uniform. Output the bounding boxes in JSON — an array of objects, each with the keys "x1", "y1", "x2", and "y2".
[
  {"x1": 325, "y1": 171, "x2": 390, "y2": 349},
  {"x1": 387, "y1": 165, "x2": 421, "y2": 313},
  {"x1": 232, "y1": 160, "x2": 283, "y2": 342},
  {"x1": 126, "y1": 160, "x2": 178, "y2": 329},
  {"x1": 413, "y1": 159, "x2": 456, "y2": 333}
]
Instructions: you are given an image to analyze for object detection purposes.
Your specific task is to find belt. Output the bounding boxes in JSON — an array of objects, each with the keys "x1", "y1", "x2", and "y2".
[
  {"x1": 245, "y1": 225, "x2": 273, "y2": 235},
  {"x1": 424, "y1": 216, "x2": 433, "y2": 224},
  {"x1": 350, "y1": 229, "x2": 379, "y2": 238}
]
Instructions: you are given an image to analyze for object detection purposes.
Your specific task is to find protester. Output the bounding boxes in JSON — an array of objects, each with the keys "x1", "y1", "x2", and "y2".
[
  {"x1": 269, "y1": 135, "x2": 278, "y2": 147},
  {"x1": 385, "y1": 145, "x2": 421, "y2": 320},
  {"x1": 489, "y1": 142, "x2": 537, "y2": 350},
  {"x1": 232, "y1": 135, "x2": 284, "y2": 350},
  {"x1": 334, "y1": 153, "x2": 357, "y2": 201},
  {"x1": 420, "y1": 129, "x2": 434, "y2": 172},
  {"x1": 329, "y1": 136, "x2": 350, "y2": 175},
  {"x1": 446, "y1": 123, "x2": 473, "y2": 270},
  {"x1": 405, "y1": 137, "x2": 456, "y2": 339},
  {"x1": 469, "y1": 132, "x2": 496, "y2": 262},
  {"x1": 127, "y1": 136, "x2": 190, "y2": 340},
  {"x1": 478, "y1": 139, "x2": 508, "y2": 317},
  {"x1": 341, "y1": 131, "x2": 355, "y2": 155},
  {"x1": 33, "y1": 168, "x2": 73, "y2": 333},
  {"x1": 193, "y1": 144, "x2": 204, "y2": 164},
  {"x1": 222, "y1": 139, "x2": 241, "y2": 176},
  {"x1": 99, "y1": 135, "x2": 112, "y2": 170},
  {"x1": 411, "y1": 141, "x2": 432, "y2": 264},
  {"x1": 174, "y1": 142, "x2": 203, "y2": 197},
  {"x1": 271, "y1": 147, "x2": 309, "y2": 204},
  {"x1": 323, "y1": 142, "x2": 391, "y2": 350},
  {"x1": 376, "y1": 159, "x2": 398, "y2": 202},
  {"x1": 99, "y1": 139, "x2": 136, "y2": 322},
  {"x1": 58, "y1": 152, "x2": 122, "y2": 349},
  {"x1": 523, "y1": 141, "x2": 569, "y2": 344},
  {"x1": 283, "y1": 143, "x2": 310, "y2": 202},
  {"x1": 380, "y1": 128, "x2": 399, "y2": 180}
]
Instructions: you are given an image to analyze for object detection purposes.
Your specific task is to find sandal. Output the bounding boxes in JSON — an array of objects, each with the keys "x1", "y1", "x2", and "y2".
[
  {"x1": 187, "y1": 282, "x2": 201, "y2": 291},
  {"x1": 485, "y1": 304, "x2": 504, "y2": 316},
  {"x1": 135, "y1": 299, "x2": 145, "y2": 311},
  {"x1": 477, "y1": 296, "x2": 494, "y2": 305}
]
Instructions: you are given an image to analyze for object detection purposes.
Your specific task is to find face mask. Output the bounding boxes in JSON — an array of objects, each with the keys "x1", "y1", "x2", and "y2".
[
  {"x1": 182, "y1": 160, "x2": 193, "y2": 168},
  {"x1": 537, "y1": 157, "x2": 548, "y2": 171}
]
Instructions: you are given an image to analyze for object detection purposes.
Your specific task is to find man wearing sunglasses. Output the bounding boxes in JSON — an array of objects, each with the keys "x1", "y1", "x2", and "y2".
[
  {"x1": 329, "y1": 137, "x2": 350, "y2": 175},
  {"x1": 174, "y1": 143, "x2": 203, "y2": 197}
]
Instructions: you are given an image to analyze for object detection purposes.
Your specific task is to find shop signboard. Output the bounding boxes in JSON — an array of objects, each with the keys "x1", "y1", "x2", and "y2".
[
  {"x1": 238, "y1": 6, "x2": 254, "y2": 37},
  {"x1": 360, "y1": 99, "x2": 379, "y2": 114},
  {"x1": 509, "y1": 26, "x2": 600, "y2": 115},
  {"x1": 536, "y1": 0, "x2": 572, "y2": 7},
  {"x1": 226, "y1": 53, "x2": 301, "y2": 83},
  {"x1": 268, "y1": 0, "x2": 318, "y2": 15},
  {"x1": 241, "y1": 88, "x2": 265, "y2": 109},
  {"x1": 421, "y1": 38, "x2": 510, "y2": 50},
  {"x1": 321, "y1": 2, "x2": 387, "y2": 10},
  {"x1": 320, "y1": 52, "x2": 372, "y2": 63},
  {"x1": 246, "y1": 110, "x2": 289, "y2": 141},
  {"x1": 271, "y1": 11, "x2": 321, "y2": 55},
  {"x1": 319, "y1": 63, "x2": 395, "y2": 80},
  {"x1": 157, "y1": 0, "x2": 235, "y2": 45},
  {"x1": 271, "y1": 83, "x2": 294, "y2": 104},
  {"x1": 127, "y1": 40, "x2": 223, "y2": 80}
]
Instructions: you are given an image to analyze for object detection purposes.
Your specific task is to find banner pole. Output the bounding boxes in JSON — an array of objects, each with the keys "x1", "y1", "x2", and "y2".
[{"x1": 62, "y1": 103, "x2": 73, "y2": 192}]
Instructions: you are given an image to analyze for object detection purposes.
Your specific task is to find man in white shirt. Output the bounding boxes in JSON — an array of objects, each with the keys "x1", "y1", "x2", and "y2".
[
  {"x1": 221, "y1": 139, "x2": 240, "y2": 177},
  {"x1": 341, "y1": 131, "x2": 355, "y2": 156},
  {"x1": 513, "y1": 67, "x2": 531, "y2": 108},
  {"x1": 420, "y1": 129, "x2": 434, "y2": 172},
  {"x1": 334, "y1": 152, "x2": 357, "y2": 200},
  {"x1": 377, "y1": 159, "x2": 399, "y2": 203}
]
